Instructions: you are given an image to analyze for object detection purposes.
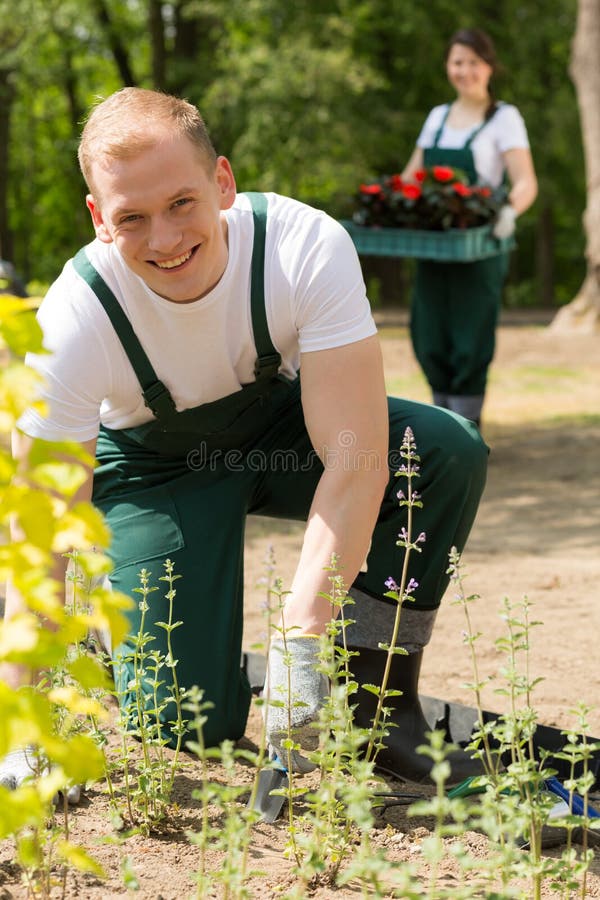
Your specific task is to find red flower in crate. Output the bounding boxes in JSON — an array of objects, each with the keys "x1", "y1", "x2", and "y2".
[
  {"x1": 353, "y1": 165, "x2": 506, "y2": 231},
  {"x1": 359, "y1": 183, "x2": 383, "y2": 195},
  {"x1": 431, "y1": 165, "x2": 455, "y2": 182},
  {"x1": 402, "y1": 184, "x2": 422, "y2": 200},
  {"x1": 452, "y1": 182, "x2": 472, "y2": 197}
]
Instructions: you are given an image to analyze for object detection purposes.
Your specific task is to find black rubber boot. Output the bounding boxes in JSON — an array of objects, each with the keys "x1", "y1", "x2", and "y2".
[{"x1": 348, "y1": 645, "x2": 484, "y2": 785}]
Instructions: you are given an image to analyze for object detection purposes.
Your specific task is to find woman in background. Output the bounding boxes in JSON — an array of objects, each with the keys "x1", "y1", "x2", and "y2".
[{"x1": 402, "y1": 27, "x2": 537, "y2": 426}]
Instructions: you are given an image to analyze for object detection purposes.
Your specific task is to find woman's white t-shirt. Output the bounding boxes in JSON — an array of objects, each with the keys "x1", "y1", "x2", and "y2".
[
  {"x1": 19, "y1": 193, "x2": 375, "y2": 443},
  {"x1": 416, "y1": 102, "x2": 530, "y2": 187}
]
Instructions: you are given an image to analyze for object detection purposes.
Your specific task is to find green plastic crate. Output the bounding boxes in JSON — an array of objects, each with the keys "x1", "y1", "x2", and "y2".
[{"x1": 340, "y1": 220, "x2": 514, "y2": 261}]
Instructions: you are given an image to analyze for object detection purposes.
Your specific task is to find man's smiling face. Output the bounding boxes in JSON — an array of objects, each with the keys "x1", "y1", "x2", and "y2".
[{"x1": 86, "y1": 132, "x2": 237, "y2": 303}]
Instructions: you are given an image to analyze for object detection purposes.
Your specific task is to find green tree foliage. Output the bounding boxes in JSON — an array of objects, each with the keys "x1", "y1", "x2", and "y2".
[{"x1": 0, "y1": 0, "x2": 586, "y2": 304}]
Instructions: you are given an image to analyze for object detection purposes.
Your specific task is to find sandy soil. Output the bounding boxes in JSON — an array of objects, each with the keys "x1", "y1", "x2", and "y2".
[{"x1": 1, "y1": 314, "x2": 599, "y2": 898}]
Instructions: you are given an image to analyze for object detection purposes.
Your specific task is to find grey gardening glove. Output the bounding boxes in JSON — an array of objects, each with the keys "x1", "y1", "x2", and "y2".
[
  {"x1": 0, "y1": 747, "x2": 82, "y2": 804},
  {"x1": 492, "y1": 204, "x2": 517, "y2": 239},
  {"x1": 264, "y1": 635, "x2": 329, "y2": 774}
]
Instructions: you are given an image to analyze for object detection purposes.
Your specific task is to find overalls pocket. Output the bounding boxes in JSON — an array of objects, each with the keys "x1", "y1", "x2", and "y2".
[{"x1": 101, "y1": 484, "x2": 185, "y2": 572}]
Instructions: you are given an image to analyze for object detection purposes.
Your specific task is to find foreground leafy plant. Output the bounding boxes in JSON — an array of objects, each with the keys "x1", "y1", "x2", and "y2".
[{"x1": 0, "y1": 294, "x2": 131, "y2": 895}]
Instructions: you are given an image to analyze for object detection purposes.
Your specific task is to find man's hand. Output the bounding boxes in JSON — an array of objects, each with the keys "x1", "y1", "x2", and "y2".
[
  {"x1": 264, "y1": 636, "x2": 328, "y2": 773},
  {"x1": 0, "y1": 747, "x2": 83, "y2": 804}
]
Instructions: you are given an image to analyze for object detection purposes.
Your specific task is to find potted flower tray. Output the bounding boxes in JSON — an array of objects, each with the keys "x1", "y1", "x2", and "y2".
[{"x1": 340, "y1": 220, "x2": 515, "y2": 262}]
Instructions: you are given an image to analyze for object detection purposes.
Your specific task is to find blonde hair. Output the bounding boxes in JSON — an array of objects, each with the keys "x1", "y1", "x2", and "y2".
[{"x1": 78, "y1": 87, "x2": 217, "y2": 192}]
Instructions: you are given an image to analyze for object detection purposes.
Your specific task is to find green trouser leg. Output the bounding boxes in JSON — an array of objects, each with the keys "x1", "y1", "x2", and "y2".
[
  {"x1": 411, "y1": 254, "x2": 509, "y2": 397},
  {"x1": 356, "y1": 397, "x2": 487, "y2": 607},
  {"x1": 93, "y1": 396, "x2": 487, "y2": 748},
  {"x1": 93, "y1": 439, "x2": 256, "y2": 750}
]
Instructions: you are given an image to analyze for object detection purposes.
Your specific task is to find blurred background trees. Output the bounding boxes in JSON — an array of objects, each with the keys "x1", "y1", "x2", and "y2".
[{"x1": 0, "y1": 0, "x2": 587, "y2": 310}]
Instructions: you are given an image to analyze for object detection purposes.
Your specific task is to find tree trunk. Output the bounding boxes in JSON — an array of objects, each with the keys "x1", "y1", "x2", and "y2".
[
  {"x1": 550, "y1": 0, "x2": 600, "y2": 333},
  {"x1": 536, "y1": 202, "x2": 555, "y2": 306}
]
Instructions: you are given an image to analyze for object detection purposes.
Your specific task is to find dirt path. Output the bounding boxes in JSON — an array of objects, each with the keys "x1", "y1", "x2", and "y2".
[{"x1": 1, "y1": 317, "x2": 599, "y2": 898}]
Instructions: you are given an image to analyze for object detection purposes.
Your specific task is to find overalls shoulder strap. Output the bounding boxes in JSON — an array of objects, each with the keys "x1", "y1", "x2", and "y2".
[
  {"x1": 432, "y1": 105, "x2": 452, "y2": 148},
  {"x1": 72, "y1": 248, "x2": 176, "y2": 419},
  {"x1": 243, "y1": 191, "x2": 281, "y2": 380},
  {"x1": 432, "y1": 102, "x2": 501, "y2": 150},
  {"x1": 463, "y1": 103, "x2": 500, "y2": 149}
]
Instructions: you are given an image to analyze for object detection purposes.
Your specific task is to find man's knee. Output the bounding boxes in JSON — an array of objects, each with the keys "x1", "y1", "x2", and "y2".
[
  {"x1": 432, "y1": 408, "x2": 488, "y2": 490},
  {"x1": 389, "y1": 398, "x2": 487, "y2": 464}
]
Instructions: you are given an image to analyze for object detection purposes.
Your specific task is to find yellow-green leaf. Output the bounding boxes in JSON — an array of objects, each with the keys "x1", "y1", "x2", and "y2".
[
  {"x1": 0, "y1": 613, "x2": 40, "y2": 657},
  {"x1": 0, "y1": 305, "x2": 44, "y2": 356},
  {"x1": 29, "y1": 461, "x2": 89, "y2": 497},
  {"x1": 0, "y1": 788, "x2": 47, "y2": 841},
  {"x1": 53, "y1": 502, "x2": 110, "y2": 553},
  {"x1": 48, "y1": 686, "x2": 108, "y2": 718},
  {"x1": 67, "y1": 653, "x2": 113, "y2": 693},
  {"x1": 56, "y1": 840, "x2": 106, "y2": 878}
]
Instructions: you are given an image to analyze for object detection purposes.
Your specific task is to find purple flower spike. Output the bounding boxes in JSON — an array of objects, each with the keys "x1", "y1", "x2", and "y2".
[
  {"x1": 385, "y1": 577, "x2": 399, "y2": 592},
  {"x1": 406, "y1": 578, "x2": 419, "y2": 594}
]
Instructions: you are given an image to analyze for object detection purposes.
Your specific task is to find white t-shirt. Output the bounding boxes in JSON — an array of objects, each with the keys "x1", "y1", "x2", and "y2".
[
  {"x1": 417, "y1": 102, "x2": 530, "y2": 187},
  {"x1": 19, "y1": 193, "x2": 376, "y2": 443}
]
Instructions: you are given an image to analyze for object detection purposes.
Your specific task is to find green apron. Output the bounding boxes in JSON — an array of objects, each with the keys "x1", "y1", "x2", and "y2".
[
  {"x1": 411, "y1": 104, "x2": 509, "y2": 402},
  {"x1": 74, "y1": 192, "x2": 488, "y2": 748}
]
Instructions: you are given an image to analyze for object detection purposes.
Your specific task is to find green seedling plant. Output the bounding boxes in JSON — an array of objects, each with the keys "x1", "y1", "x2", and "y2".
[
  {"x1": 0, "y1": 294, "x2": 132, "y2": 896},
  {"x1": 110, "y1": 559, "x2": 188, "y2": 833},
  {"x1": 284, "y1": 566, "x2": 378, "y2": 893},
  {"x1": 187, "y1": 738, "x2": 264, "y2": 900},
  {"x1": 448, "y1": 550, "x2": 598, "y2": 898},
  {"x1": 261, "y1": 558, "x2": 381, "y2": 889},
  {"x1": 269, "y1": 428, "x2": 431, "y2": 895},
  {"x1": 244, "y1": 543, "x2": 280, "y2": 818},
  {"x1": 364, "y1": 426, "x2": 424, "y2": 771},
  {"x1": 184, "y1": 547, "x2": 278, "y2": 899},
  {"x1": 184, "y1": 720, "x2": 267, "y2": 896},
  {"x1": 408, "y1": 730, "x2": 487, "y2": 900},
  {"x1": 296, "y1": 573, "x2": 426, "y2": 900},
  {"x1": 550, "y1": 705, "x2": 600, "y2": 896},
  {"x1": 259, "y1": 572, "x2": 308, "y2": 863},
  {"x1": 183, "y1": 684, "x2": 218, "y2": 898}
]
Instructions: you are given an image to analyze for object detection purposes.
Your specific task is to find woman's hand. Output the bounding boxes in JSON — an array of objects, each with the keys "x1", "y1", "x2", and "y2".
[
  {"x1": 493, "y1": 204, "x2": 517, "y2": 239},
  {"x1": 503, "y1": 146, "x2": 538, "y2": 215}
]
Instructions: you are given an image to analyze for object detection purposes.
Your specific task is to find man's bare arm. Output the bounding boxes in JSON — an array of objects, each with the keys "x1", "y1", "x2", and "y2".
[{"x1": 281, "y1": 334, "x2": 390, "y2": 634}]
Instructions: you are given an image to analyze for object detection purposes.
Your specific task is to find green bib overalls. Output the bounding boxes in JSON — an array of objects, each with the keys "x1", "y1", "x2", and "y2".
[
  {"x1": 74, "y1": 192, "x2": 487, "y2": 748},
  {"x1": 410, "y1": 105, "x2": 509, "y2": 405}
]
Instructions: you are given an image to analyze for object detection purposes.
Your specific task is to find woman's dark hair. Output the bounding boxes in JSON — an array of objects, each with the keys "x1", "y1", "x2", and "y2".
[{"x1": 445, "y1": 28, "x2": 500, "y2": 119}]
